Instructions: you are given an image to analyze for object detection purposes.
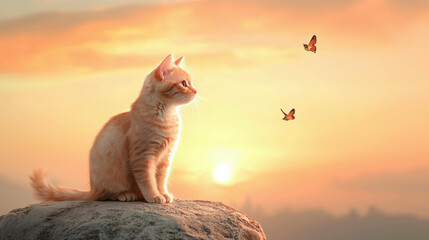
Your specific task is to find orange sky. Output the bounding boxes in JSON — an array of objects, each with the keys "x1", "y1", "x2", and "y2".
[{"x1": 1, "y1": 0, "x2": 429, "y2": 217}]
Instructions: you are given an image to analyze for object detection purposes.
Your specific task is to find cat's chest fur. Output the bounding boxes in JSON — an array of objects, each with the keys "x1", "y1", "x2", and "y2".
[{"x1": 129, "y1": 110, "x2": 180, "y2": 162}]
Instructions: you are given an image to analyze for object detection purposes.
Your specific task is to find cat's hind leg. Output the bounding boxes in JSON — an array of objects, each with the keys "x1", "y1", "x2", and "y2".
[{"x1": 113, "y1": 191, "x2": 137, "y2": 202}]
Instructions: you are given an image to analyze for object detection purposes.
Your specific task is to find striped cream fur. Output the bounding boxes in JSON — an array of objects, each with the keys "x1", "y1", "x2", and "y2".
[{"x1": 30, "y1": 54, "x2": 196, "y2": 203}]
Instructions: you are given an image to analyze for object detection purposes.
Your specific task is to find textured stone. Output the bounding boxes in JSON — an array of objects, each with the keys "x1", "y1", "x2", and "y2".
[{"x1": 0, "y1": 199, "x2": 265, "y2": 240}]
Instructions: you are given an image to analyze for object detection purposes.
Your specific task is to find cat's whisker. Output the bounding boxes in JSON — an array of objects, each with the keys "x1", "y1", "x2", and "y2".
[
  {"x1": 195, "y1": 96, "x2": 207, "y2": 108},
  {"x1": 189, "y1": 97, "x2": 203, "y2": 119},
  {"x1": 192, "y1": 100, "x2": 199, "y2": 118},
  {"x1": 194, "y1": 100, "x2": 202, "y2": 119},
  {"x1": 196, "y1": 95, "x2": 209, "y2": 102}
]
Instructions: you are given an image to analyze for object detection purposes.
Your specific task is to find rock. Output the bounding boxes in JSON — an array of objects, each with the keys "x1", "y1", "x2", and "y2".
[{"x1": 0, "y1": 199, "x2": 266, "y2": 240}]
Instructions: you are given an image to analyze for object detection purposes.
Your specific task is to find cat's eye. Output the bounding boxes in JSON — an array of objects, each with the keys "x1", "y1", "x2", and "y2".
[{"x1": 181, "y1": 81, "x2": 187, "y2": 87}]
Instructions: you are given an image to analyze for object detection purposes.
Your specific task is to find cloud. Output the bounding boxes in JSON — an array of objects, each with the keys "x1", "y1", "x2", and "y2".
[
  {"x1": 0, "y1": 0, "x2": 427, "y2": 76},
  {"x1": 0, "y1": 0, "x2": 182, "y2": 20},
  {"x1": 391, "y1": 0, "x2": 429, "y2": 9}
]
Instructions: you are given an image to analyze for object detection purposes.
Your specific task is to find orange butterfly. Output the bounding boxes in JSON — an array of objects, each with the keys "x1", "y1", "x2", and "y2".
[
  {"x1": 281, "y1": 108, "x2": 295, "y2": 121},
  {"x1": 303, "y1": 35, "x2": 317, "y2": 53}
]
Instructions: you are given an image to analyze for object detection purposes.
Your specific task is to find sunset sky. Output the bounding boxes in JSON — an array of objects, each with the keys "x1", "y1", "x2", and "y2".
[{"x1": 1, "y1": 0, "x2": 429, "y2": 221}]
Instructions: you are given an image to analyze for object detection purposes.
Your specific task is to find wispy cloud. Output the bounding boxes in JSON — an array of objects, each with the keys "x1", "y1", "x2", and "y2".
[{"x1": 0, "y1": 0, "x2": 427, "y2": 76}]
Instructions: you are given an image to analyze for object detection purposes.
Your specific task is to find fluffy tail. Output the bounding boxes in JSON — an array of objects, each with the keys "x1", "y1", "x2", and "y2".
[{"x1": 30, "y1": 169, "x2": 94, "y2": 201}]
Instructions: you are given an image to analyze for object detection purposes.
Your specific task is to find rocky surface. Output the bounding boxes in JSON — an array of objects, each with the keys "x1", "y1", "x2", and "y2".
[{"x1": 0, "y1": 199, "x2": 265, "y2": 240}]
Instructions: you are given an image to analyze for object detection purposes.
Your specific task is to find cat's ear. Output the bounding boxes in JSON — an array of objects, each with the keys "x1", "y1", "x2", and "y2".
[
  {"x1": 155, "y1": 54, "x2": 174, "y2": 80},
  {"x1": 174, "y1": 56, "x2": 184, "y2": 67}
]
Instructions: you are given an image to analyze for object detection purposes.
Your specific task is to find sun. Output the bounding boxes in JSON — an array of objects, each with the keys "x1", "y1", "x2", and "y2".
[{"x1": 213, "y1": 163, "x2": 233, "y2": 184}]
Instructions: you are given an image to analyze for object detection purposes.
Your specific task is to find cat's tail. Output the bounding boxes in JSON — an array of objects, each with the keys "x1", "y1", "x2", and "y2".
[{"x1": 30, "y1": 169, "x2": 95, "y2": 201}]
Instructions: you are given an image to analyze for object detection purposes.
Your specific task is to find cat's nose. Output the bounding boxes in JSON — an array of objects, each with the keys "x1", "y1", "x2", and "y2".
[{"x1": 189, "y1": 86, "x2": 197, "y2": 94}]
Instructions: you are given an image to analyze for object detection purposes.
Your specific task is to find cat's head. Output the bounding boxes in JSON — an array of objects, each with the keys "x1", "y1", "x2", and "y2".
[{"x1": 144, "y1": 54, "x2": 197, "y2": 106}]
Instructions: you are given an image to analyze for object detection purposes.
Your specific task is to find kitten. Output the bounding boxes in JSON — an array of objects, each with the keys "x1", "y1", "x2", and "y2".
[{"x1": 30, "y1": 54, "x2": 197, "y2": 204}]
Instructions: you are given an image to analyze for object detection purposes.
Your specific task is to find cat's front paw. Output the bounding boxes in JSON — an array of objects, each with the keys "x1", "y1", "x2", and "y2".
[
  {"x1": 161, "y1": 192, "x2": 174, "y2": 203},
  {"x1": 148, "y1": 194, "x2": 166, "y2": 204}
]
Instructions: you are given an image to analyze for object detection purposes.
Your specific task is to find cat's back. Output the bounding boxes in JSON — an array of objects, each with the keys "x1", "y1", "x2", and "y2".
[
  {"x1": 103, "y1": 111, "x2": 131, "y2": 134},
  {"x1": 92, "y1": 111, "x2": 131, "y2": 151},
  {"x1": 110, "y1": 111, "x2": 131, "y2": 129}
]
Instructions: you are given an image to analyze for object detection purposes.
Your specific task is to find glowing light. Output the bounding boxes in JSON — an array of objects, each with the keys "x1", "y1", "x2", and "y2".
[{"x1": 213, "y1": 163, "x2": 233, "y2": 184}]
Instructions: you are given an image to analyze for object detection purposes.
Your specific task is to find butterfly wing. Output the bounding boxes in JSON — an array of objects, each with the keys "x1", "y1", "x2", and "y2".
[
  {"x1": 285, "y1": 109, "x2": 295, "y2": 120},
  {"x1": 309, "y1": 35, "x2": 317, "y2": 47}
]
